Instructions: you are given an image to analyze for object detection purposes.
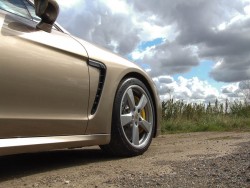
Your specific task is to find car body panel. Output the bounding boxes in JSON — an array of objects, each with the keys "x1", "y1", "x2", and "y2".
[
  {"x1": 0, "y1": 134, "x2": 109, "y2": 156},
  {"x1": 0, "y1": 10, "x2": 90, "y2": 138}
]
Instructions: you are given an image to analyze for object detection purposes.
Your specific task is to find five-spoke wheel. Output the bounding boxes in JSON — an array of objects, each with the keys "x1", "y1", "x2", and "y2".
[
  {"x1": 120, "y1": 85, "x2": 153, "y2": 148},
  {"x1": 100, "y1": 78, "x2": 155, "y2": 157}
]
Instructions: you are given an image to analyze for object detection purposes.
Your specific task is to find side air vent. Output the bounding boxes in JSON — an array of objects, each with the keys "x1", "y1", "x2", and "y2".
[{"x1": 88, "y1": 59, "x2": 107, "y2": 115}]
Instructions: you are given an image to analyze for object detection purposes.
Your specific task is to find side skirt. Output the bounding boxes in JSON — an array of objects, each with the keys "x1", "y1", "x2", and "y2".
[{"x1": 0, "y1": 134, "x2": 110, "y2": 156}]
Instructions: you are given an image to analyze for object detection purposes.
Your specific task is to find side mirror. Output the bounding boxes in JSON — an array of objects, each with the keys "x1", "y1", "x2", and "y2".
[{"x1": 34, "y1": 0, "x2": 59, "y2": 33}]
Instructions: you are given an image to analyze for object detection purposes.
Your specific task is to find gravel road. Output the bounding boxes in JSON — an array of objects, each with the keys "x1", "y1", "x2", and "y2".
[{"x1": 0, "y1": 132, "x2": 249, "y2": 188}]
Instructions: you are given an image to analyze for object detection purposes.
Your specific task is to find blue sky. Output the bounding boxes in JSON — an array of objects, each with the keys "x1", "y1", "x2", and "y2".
[
  {"x1": 174, "y1": 60, "x2": 225, "y2": 89},
  {"x1": 57, "y1": 0, "x2": 250, "y2": 102}
]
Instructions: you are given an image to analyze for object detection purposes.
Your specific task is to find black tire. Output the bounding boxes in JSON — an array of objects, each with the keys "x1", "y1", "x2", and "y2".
[{"x1": 100, "y1": 78, "x2": 155, "y2": 157}]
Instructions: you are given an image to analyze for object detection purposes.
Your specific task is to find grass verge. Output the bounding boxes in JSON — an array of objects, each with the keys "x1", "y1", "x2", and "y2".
[{"x1": 161, "y1": 99, "x2": 250, "y2": 134}]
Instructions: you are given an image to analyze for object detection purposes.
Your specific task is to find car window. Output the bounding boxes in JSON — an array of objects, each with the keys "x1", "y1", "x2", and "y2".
[
  {"x1": 23, "y1": 0, "x2": 40, "y2": 22},
  {"x1": 0, "y1": 0, "x2": 31, "y2": 19}
]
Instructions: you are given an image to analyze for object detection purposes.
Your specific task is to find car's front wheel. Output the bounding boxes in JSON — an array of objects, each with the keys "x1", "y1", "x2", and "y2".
[{"x1": 100, "y1": 78, "x2": 155, "y2": 157}]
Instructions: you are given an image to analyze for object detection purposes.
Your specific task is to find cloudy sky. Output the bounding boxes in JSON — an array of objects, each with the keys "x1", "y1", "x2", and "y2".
[{"x1": 56, "y1": 0, "x2": 250, "y2": 103}]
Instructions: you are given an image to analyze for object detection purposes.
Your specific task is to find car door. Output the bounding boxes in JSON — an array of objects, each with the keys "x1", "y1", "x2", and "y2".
[{"x1": 0, "y1": 0, "x2": 89, "y2": 138}]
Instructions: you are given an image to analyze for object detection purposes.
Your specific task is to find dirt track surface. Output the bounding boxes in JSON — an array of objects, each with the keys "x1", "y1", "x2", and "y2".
[{"x1": 0, "y1": 132, "x2": 249, "y2": 188}]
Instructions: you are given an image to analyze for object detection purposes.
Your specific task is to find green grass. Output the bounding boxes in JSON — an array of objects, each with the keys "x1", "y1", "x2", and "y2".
[{"x1": 161, "y1": 99, "x2": 250, "y2": 134}]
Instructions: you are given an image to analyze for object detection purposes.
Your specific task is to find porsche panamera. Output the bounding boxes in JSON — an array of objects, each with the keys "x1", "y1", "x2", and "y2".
[{"x1": 0, "y1": 0, "x2": 161, "y2": 157}]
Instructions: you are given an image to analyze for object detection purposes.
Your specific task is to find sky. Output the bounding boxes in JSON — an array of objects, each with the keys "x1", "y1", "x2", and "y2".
[{"x1": 56, "y1": 0, "x2": 250, "y2": 103}]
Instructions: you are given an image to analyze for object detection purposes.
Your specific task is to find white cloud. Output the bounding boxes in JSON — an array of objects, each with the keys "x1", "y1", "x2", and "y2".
[
  {"x1": 244, "y1": 4, "x2": 250, "y2": 14},
  {"x1": 154, "y1": 76, "x2": 224, "y2": 103},
  {"x1": 101, "y1": 0, "x2": 131, "y2": 14},
  {"x1": 131, "y1": 45, "x2": 156, "y2": 60},
  {"x1": 158, "y1": 76, "x2": 174, "y2": 84},
  {"x1": 221, "y1": 83, "x2": 239, "y2": 94},
  {"x1": 154, "y1": 77, "x2": 246, "y2": 103},
  {"x1": 143, "y1": 42, "x2": 199, "y2": 77},
  {"x1": 57, "y1": 0, "x2": 82, "y2": 9},
  {"x1": 221, "y1": 82, "x2": 246, "y2": 100},
  {"x1": 135, "y1": 21, "x2": 174, "y2": 42}
]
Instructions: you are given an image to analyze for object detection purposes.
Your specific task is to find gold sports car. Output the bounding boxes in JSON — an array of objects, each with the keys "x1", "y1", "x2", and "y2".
[{"x1": 0, "y1": 0, "x2": 161, "y2": 157}]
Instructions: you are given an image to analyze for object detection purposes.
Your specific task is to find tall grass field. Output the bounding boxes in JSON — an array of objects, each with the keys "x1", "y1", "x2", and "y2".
[{"x1": 161, "y1": 99, "x2": 250, "y2": 133}]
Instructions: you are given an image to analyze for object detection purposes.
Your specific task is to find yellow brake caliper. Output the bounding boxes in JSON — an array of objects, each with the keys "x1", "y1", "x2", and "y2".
[{"x1": 135, "y1": 96, "x2": 146, "y2": 133}]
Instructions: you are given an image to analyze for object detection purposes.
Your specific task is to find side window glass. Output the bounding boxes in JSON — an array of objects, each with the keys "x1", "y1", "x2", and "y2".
[
  {"x1": 0, "y1": 0, "x2": 31, "y2": 19},
  {"x1": 23, "y1": 0, "x2": 40, "y2": 22}
]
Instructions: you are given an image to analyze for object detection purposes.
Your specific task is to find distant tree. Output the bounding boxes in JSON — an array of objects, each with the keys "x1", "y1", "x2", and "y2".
[
  {"x1": 239, "y1": 80, "x2": 250, "y2": 102},
  {"x1": 166, "y1": 88, "x2": 173, "y2": 100}
]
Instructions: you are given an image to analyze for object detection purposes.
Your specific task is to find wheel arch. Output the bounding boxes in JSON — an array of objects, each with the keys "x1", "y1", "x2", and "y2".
[{"x1": 119, "y1": 72, "x2": 159, "y2": 138}]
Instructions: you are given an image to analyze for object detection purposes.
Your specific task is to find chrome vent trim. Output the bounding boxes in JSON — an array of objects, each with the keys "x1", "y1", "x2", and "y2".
[{"x1": 88, "y1": 59, "x2": 107, "y2": 115}]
